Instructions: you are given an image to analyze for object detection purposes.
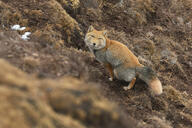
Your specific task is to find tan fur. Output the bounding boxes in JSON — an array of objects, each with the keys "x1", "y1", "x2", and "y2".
[
  {"x1": 149, "y1": 78, "x2": 163, "y2": 95},
  {"x1": 106, "y1": 39, "x2": 142, "y2": 68}
]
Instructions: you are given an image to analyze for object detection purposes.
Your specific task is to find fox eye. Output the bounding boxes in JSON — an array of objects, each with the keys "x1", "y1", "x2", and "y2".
[
  {"x1": 98, "y1": 38, "x2": 103, "y2": 40},
  {"x1": 90, "y1": 35, "x2": 95, "y2": 38}
]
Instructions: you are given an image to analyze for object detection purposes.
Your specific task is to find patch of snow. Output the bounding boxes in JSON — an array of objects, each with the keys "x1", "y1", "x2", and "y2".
[
  {"x1": 19, "y1": 27, "x2": 26, "y2": 31},
  {"x1": 21, "y1": 32, "x2": 31, "y2": 41},
  {"x1": 11, "y1": 25, "x2": 20, "y2": 30},
  {"x1": 11, "y1": 24, "x2": 26, "y2": 31}
]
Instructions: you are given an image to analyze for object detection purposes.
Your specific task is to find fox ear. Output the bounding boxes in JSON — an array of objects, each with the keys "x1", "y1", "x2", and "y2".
[
  {"x1": 103, "y1": 30, "x2": 107, "y2": 36},
  {"x1": 88, "y1": 25, "x2": 94, "y2": 32}
]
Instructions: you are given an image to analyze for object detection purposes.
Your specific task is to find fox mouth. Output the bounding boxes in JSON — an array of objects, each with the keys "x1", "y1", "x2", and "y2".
[
  {"x1": 85, "y1": 39, "x2": 105, "y2": 50},
  {"x1": 89, "y1": 43, "x2": 106, "y2": 50},
  {"x1": 86, "y1": 42, "x2": 97, "y2": 49},
  {"x1": 90, "y1": 45, "x2": 100, "y2": 50}
]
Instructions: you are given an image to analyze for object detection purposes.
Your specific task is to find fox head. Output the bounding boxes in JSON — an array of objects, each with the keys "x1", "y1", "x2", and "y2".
[{"x1": 84, "y1": 26, "x2": 107, "y2": 50}]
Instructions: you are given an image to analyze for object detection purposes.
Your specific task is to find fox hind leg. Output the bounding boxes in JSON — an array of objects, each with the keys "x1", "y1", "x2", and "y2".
[
  {"x1": 104, "y1": 63, "x2": 114, "y2": 81},
  {"x1": 123, "y1": 77, "x2": 136, "y2": 91}
]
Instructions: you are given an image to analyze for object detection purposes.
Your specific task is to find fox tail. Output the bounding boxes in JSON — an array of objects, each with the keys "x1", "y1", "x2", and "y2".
[{"x1": 136, "y1": 66, "x2": 163, "y2": 95}]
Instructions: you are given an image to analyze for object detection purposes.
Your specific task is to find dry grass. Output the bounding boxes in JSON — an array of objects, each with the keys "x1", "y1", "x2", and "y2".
[
  {"x1": 0, "y1": 58, "x2": 134, "y2": 128},
  {"x1": 0, "y1": 0, "x2": 191, "y2": 127}
]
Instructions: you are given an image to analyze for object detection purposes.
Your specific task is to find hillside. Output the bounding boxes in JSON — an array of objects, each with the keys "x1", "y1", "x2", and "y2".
[{"x1": 0, "y1": 0, "x2": 192, "y2": 127}]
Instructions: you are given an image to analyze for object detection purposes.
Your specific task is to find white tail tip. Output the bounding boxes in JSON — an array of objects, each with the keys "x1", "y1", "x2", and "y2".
[{"x1": 149, "y1": 79, "x2": 163, "y2": 95}]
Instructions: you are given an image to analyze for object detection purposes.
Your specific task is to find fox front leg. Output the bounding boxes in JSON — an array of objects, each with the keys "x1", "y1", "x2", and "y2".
[
  {"x1": 104, "y1": 63, "x2": 114, "y2": 81},
  {"x1": 123, "y1": 77, "x2": 136, "y2": 91}
]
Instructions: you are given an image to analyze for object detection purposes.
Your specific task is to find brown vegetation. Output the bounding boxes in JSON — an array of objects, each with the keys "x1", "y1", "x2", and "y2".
[{"x1": 0, "y1": 0, "x2": 192, "y2": 127}]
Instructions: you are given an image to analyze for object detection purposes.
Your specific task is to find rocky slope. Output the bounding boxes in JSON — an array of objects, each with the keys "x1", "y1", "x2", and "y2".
[{"x1": 0, "y1": 0, "x2": 192, "y2": 127}]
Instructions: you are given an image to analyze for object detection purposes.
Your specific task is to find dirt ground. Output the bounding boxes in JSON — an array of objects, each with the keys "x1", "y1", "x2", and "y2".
[{"x1": 0, "y1": 0, "x2": 192, "y2": 128}]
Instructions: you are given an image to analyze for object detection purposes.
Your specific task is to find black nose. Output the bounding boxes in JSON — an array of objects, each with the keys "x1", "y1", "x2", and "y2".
[{"x1": 93, "y1": 43, "x2": 96, "y2": 46}]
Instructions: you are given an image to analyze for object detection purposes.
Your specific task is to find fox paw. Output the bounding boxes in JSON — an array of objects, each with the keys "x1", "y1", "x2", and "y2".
[
  {"x1": 109, "y1": 77, "x2": 113, "y2": 81},
  {"x1": 123, "y1": 86, "x2": 131, "y2": 91}
]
